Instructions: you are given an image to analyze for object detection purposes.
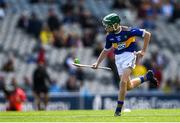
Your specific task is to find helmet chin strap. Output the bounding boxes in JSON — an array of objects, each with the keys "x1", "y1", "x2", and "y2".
[
  {"x1": 113, "y1": 24, "x2": 118, "y2": 31},
  {"x1": 113, "y1": 25, "x2": 122, "y2": 34}
]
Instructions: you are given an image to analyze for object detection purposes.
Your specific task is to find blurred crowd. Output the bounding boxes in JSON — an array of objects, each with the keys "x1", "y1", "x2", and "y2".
[
  {"x1": 17, "y1": 0, "x2": 98, "y2": 48},
  {"x1": 0, "y1": 0, "x2": 180, "y2": 107},
  {"x1": 112, "y1": 0, "x2": 180, "y2": 28},
  {"x1": 0, "y1": 0, "x2": 7, "y2": 19},
  {"x1": 15, "y1": 0, "x2": 180, "y2": 49}
]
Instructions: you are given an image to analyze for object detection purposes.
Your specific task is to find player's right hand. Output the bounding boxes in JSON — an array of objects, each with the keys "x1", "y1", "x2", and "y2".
[{"x1": 91, "y1": 62, "x2": 98, "y2": 69}]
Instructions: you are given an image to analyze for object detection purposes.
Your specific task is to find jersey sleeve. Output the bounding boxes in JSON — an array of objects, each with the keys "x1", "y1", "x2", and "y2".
[
  {"x1": 130, "y1": 28, "x2": 146, "y2": 37},
  {"x1": 104, "y1": 35, "x2": 112, "y2": 51}
]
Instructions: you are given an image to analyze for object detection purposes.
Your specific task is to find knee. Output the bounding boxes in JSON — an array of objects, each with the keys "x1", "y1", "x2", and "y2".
[
  {"x1": 120, "y1": 78, "x2": 128, "y2": 87},
  {"x1": 127, "y1": 84, "x2": 132, "y2": 91},
  {"x1": 119, "y1": 70, "x2": 131, "y2": 87},
  {"x1": 120, "y1": 76, "x2": 131, "y2": 90},
  {"x1": 121, "y1": 76, "x2": 129, "y2": 84}
]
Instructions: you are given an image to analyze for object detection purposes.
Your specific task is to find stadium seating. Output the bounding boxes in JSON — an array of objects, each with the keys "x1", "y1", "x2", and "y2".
[{"x1": 0, "y1": 0, "x2": 179, "y2": 94}]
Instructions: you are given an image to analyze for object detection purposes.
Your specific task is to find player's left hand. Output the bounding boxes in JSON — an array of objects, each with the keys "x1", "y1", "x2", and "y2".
[{"x1": 134, "y1": 50, "x2": 145, "y2": 60}]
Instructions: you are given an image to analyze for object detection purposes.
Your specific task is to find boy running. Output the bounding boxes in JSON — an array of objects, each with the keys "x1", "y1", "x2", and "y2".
[{"x1": 92, "y1": 13, "x2": 158, "y2": 116}]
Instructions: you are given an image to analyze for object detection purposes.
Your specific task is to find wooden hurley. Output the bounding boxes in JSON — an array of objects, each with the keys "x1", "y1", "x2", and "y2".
[{"x1": 72, "y1": 63, "x2": 112, "y2": 71}]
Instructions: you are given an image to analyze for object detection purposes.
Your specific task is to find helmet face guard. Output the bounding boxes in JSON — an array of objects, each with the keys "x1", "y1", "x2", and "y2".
[
  {"x1": 102, "y1": 13, "x2": 121, "y2": 32},
  {"x1": 103, "y1": 23, "x2": 114, "y2": 32},
  {"x1": 103, "y1": 23, "x2": 120, "y2": 32}
]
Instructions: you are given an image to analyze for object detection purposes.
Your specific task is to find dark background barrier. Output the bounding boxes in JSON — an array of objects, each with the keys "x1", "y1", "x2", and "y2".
[{"x1": 0, "y1": 92, "x2": 180, "y2": 111}]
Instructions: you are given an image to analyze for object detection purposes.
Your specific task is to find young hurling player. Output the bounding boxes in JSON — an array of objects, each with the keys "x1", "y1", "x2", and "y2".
[{"x1": 92, "y1": 13, "x2": 158, "y2": 116}]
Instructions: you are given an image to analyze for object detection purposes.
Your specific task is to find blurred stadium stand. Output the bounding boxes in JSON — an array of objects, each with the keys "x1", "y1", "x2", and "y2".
[{"x1": 0, "y1": 0, "x2": 180, "y2": 110}]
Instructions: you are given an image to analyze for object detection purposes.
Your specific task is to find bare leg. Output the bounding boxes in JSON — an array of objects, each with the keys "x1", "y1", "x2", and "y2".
[
  {"x1": 118, "y1": 69, "x2": 131, "y2": 101},
  {"x1": 127, "y1": 72, "x2": 149, "y2": 90},
  {"x1": 115, "y1": 68, "x2": 157, "y2": 116},
  {"x1": 115, "y1": 68, "x2": 132, "y2": 116},
  {"x1": 127, "y1": 78, "x2": 141, "y2": 90}
]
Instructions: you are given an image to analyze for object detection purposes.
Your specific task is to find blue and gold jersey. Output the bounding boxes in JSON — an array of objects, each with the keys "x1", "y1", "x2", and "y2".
[{"x1": 104, "y1": 27, "x2": 145, "y2": 54}]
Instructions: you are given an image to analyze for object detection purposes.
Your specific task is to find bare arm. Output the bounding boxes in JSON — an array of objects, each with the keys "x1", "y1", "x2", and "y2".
[
  {"x1": 142, "y1": 30, "x2": 151, "y2": 52},
  {"x1": 136, "y1": 30, "x2": 151, "y2": 59},
  {"x1": 92, "y1": 49, "x2": 109, "y2": 68}
]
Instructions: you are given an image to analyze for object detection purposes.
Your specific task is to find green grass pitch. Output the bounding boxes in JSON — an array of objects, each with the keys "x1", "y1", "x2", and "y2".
[{"x1": 0, "y1": 109, "x2": 180, "y2": 122}]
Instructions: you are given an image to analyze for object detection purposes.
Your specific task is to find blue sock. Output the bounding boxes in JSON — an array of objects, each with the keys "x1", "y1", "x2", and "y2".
[
  {"x1": 140, "y1": 76, "x2": 145, "y2": 83},
  {"x1": 115, "y1": 101, "x2": 124, "y2": 113}
]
